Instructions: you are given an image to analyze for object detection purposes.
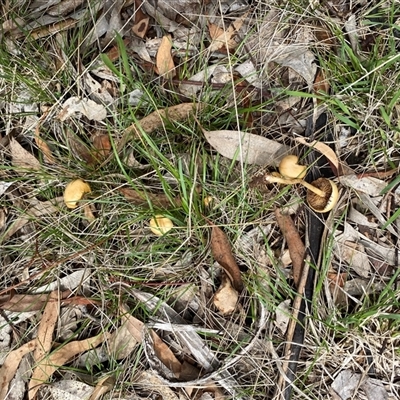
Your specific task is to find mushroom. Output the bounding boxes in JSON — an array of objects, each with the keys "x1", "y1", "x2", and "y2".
[
  {"x1": 149, "y1": 215, "x2": 174, "y2": 236},
  {"x1": 279, "y1": 155, "x2": 307, "y2": 179},
  {"x1": 265, "y1": 155, "x2": 339, "y2": 213},
  {"x1": 64, "y1": 179, "x2": 91, "y2": 209},
  {"x1": 306, "y1": 177, "x2": 338, "y2": 213}
]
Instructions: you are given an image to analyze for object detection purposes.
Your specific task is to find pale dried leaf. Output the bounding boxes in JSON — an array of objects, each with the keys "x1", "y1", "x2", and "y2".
[
  {"x1": 57, "y1": 97, "x2": 107, "y2": 121},
  {"x1": 135, "y1": 371, "x2": 180, "y2": 400},
  {"x1": 156, "y1": 35, "x2": 175, "y2": 78},
  {"x1": 48, "y1": 380, "x2": 94, "y2": 400},
  {"x1": 33, "y1": 291, "x2": 60, "y2": 364},
  {"x1": 295, "y1": 137, "x2": 340, "y2": 174},
  {"x1": 213, "y1": 275, "x2": 238, "y2": 315},
  {"x1": 28, "y1": 333, "x2": 109, "y2": 400},
  {"x1": 179, "y1": 65, "x2": 219, "y2": 96},
  {"x1": 0, "y1": 182, "x2": 13, "y2": 196},
  {"x1": 34, "y1": 269, "x2": 91, "y2": 293},
  {"x1": 110, "y1": 320, "x2": 140, "y2": 360},
  {"x1": 208, "y1": 23, "x2": 224, "y2": 40},
  {"x1": 331, "y1": 370, "x2": 388, "y2": 400},
  {"x1": 0, "y1": 340, "x2": 37, "y2": 399},
  {"x1": 275, "y1": 299, "x2": 291, "y2": 334},
  {"x1": 340, "y1": 175, "x2": 387, "y2": 196},
  {"x1": 89, "y1": 376, "x2": 115, "y2": 400},
  {"x1": 204, "y1": 129, "x2": 289, "y2": 166},
  {"x1": 119, "y1": 304, "x2": 143, "y2": 342},
  {"x1": 9, "y1": 138, "x2": 41, "y2": 170},
  {"x1": 335, "y1": 241, "x2": 370, "y2": 278}
]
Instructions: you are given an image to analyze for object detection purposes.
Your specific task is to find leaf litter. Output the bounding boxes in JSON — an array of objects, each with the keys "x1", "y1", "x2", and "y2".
[{"x1": 1, "y1": 1, "x2": 400, "y2": 399}]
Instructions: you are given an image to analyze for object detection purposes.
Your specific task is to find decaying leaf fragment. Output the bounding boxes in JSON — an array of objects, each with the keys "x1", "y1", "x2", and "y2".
[
  {"x1": 202, "y1": 128, "x2": 290, "y2": 166},
  {"x1": 209, "y1": 222, "x2": 243, "y2": 292},
  {"x1": 119, "y1": 187, "x2": 181, "y2": 208},
  {"x1": 57, "y1": 97, "x2": 107, "y2": 122},
  {"x1": 0, "y1": 339, "x2": 37, "y2": 399},
  {"x1": 0, "y1": 290, "x2": 70, "y2": 312},
  {"x1": 28, "y1": 333, "x2": 109, "y2": 400},
  {"x1": 295, "y1": 137, "x2": 341, "y2": 175},
  {"x1": 275, "y1": 208, "x2": 305, "y2": 287},
  {"x1": 124, "y1": 103, "x2": 201, "y2": 139},
  {"x1": 156, "y1": 35, "x2": 175, "y2": 78},
  {"x1": 29, "y1": 291, "x2": 61, "y2": 400},
  {"x1": 213, "y1": 273, "x2": 239, "y2": 315},
  {"x1": 9, "y1": 138, "x2": 41, "y2": 170},
  {"x1": 331, "y1": 370, "x2": 388, "y2": 400}
]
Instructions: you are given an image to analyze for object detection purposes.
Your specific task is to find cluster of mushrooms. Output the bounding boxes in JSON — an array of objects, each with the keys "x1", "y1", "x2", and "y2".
[{"x1": 265, "y1": 155, "x2": 338, "y2": 213}]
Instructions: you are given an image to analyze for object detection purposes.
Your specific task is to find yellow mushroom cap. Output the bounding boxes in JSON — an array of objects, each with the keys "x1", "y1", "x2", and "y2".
[
  {"x1": 64, "y1": 179, "x2": 91, "y2": 209},
  {"x1": 279, "y1": 155, "x2": 307, "y2": 179},
  {"x1": 149, "y1": 215, "x2": 174, "y2": 236}
]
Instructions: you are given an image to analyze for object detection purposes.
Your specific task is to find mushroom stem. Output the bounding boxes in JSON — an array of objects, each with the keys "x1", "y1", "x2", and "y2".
[{"x1": 265, "y1": 175, "x2": 326, "y2": 197}]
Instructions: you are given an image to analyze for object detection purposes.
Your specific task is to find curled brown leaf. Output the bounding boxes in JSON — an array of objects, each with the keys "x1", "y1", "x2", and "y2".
[
  {"x1": 209, "y1": 221, "x2": 243, "y2": 292},
  {"x1": 274, "y1": 208, "x2": 305, "y2": 288}
]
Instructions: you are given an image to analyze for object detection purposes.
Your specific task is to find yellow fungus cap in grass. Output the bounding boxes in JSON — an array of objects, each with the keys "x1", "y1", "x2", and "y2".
[
  {"x1": 64, "y1": 179, "x2": 91, "y2": 209},
  {"x1": 149, "y1": 215, "x2": 174, "y2": 236}
]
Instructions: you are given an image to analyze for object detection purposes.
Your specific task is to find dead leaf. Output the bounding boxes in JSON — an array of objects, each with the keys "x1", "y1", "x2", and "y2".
[
  {"x1": 108, "y1": 305, "x2": 143, "y2": 360},
  {"x1": 0, "y1": 339, "x2": 37, "y2": 399},
  {"x1": 275, "y1": 299, "x2": 291, "y2": 334},
  {"x1": 92, "y1": 134, "x2": 111, "y2": 159},
  {"x1": 208, "y1": 13, "x2": 247, "y2": 52},
  {"x1": 150, "y1": 330, "x2": 182, "y2": 377},
  {"x1": 208, "y1": 23, "x2": 224, "y2": 40},
  {"x1": 202, "y1": 129, "x2": 290, "y2": 166},
  {"x1": 331, "y1": 370, "x2": 388, "y2": 400},
  {"x1": 274, "y1": 208, "x2": 305, "y2": 288},
  {"x1": 132, "y1": 16, "x2": 149, "y2": 38},
  {"x1": 213, "y1": 273, "x2": 239, "y2": 315},
  {"x1": 336, "y1": 241, "x2": 370, "y2": 278},
  {"x1": 119, "y1": 187, "x2": 182, "y2": 208},
  {"x1": 34, "y1": 124, "x2": 55, "y2": 164},
  {"x1": 340, "y1": 175, "x2": 387, "y2": 197},
  {"x1": 0, "y1": 290, "x2": 70, "y2": 312},
  {"x1": 48, "y1": 380, "x2": 94, "y2": 400},
  {"x1": 314, "y1": 69, "x2": 330, "y2": 94},
  {"x1": 327, "y1": 271, "x2": 347, "y2": 306},
  {"x1": 209, "y1": 221, "x2": 243, "y2": 292},
  {"x1": 57, "y1": 97, "x2": 107, "y2": 122},
  {"x1": 1, "y1": 197, "x2": 63, "y2": 244},
  {"x1": 89, "y1": 376, "x2": 115, "y2": 400},
  {"x1": 156, "y1": 35, "x2": 175, "y2": 78},
  {"x1": 124, "y1": 103, "x2": 201, "y2": 139},
  {"x1": 9, "y1": 138, "x2": 41, "y2": 170},
  {"x1": 66, "y1": 131, "x2": 96, "y2": 165},
  {"x1": 32, "y1": 291, "x2": 60, "y2": 369},
  {"x1": 28, "y1": 333, "x2": 109, "y2": 400},
  {"x1": 135, "y1": 370, "x2": 180, "y2": 400},
  {"x1": 47, "y1": 0, "x2": 85, "y2": 16},
  {"x1": 294, "y1": 137, "x2": 341, "y2": 175},
  {"x1": 119, "y1": 304, "x2": 143, "y2": 342}
]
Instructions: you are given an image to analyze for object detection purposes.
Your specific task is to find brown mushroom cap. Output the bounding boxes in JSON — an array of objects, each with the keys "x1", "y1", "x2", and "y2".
[{"x1": 306, "y1": 178, "x2": 338, "y2": 213}]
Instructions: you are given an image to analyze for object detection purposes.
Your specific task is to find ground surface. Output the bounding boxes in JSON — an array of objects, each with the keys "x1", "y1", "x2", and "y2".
[{"x1": 0, "y1": 1, "x2": 400, "y2": 399}]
